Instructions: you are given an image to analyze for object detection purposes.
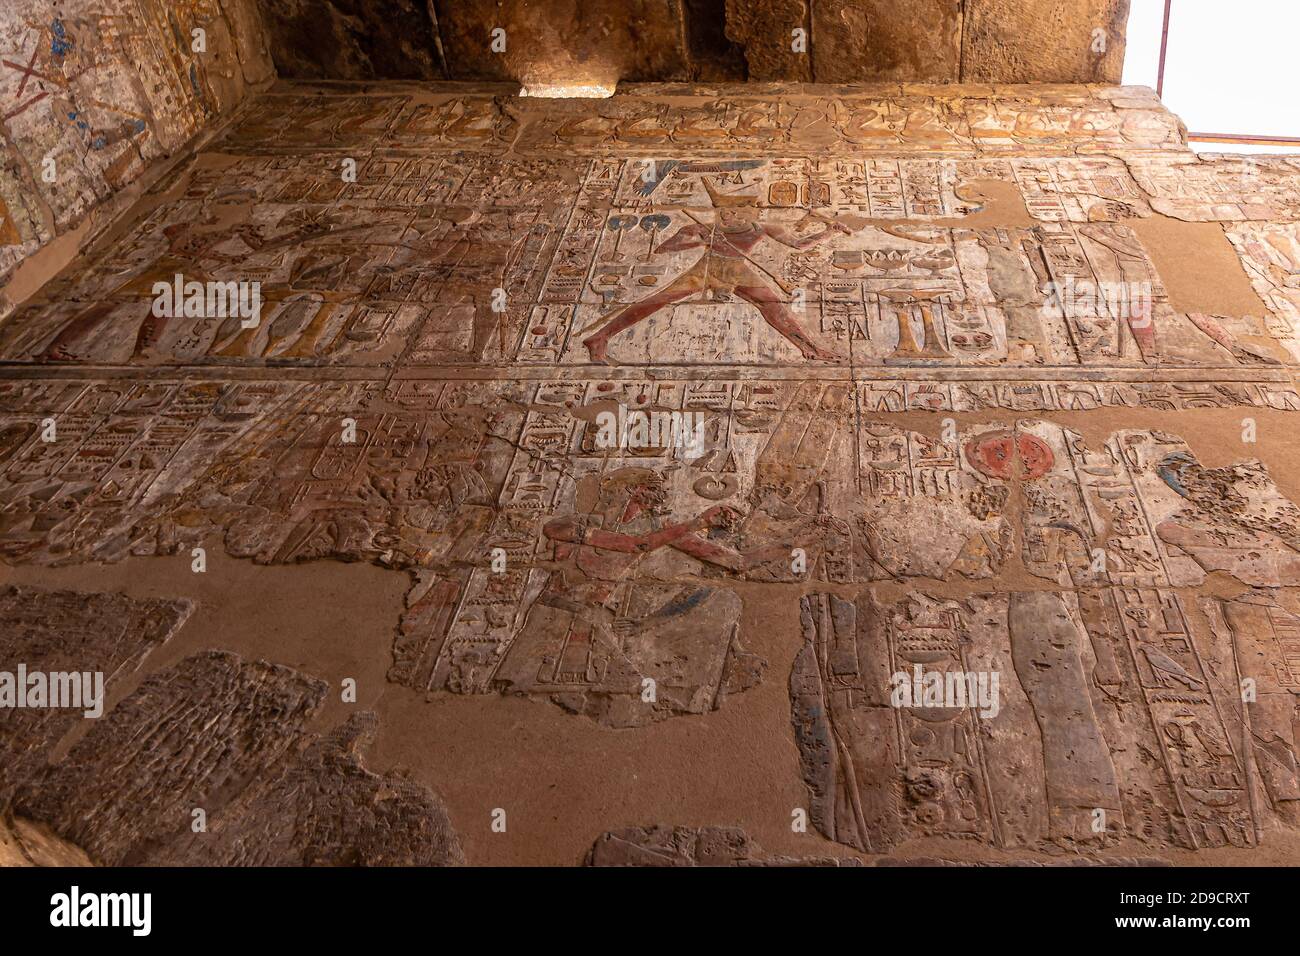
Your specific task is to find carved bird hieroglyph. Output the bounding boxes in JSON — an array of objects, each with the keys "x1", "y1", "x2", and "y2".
[{"x1": 1141, "y1": 644, "x2": 1205, "y2": 691}]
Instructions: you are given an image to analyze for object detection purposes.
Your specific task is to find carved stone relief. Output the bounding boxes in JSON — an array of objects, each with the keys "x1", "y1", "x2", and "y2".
[{"x1": 3, "y1": 80, "x2": 1300, "y2": 865}]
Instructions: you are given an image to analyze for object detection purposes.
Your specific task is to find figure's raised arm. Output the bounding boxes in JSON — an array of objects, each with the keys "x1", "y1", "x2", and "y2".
[
  {"x1": 543, "y1": 516, "x2": 643, "y2": 553},
  {"x1": 766, "y1": 219, "x2": 850, "y2": 250},
  {"x1": 653, "y1": 223, "x2": 710, "y2": 253},
  {"x1": 669, "y1": 533, "x2": 792, "y2": 571},
  {"x1": 543, "y1": 514, "x2": 708, "y2": 554},
  {"x1": 659, "y1": 506, "x2": 792, "y2": 571}
]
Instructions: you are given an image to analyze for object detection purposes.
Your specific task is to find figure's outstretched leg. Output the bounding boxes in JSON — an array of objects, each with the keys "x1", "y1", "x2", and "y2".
[
  {"x1": 1186, "y1": 311, "x2": 1280, "y2": 365},
  {"x1": 735, "y1": 282, "x2": 844, "y2": 362},
  {"x1": 582, "y1": 268, "x2": 703, "y2": 364},
  {"x1": 1125, "y1": 308, "x2": 1158, "y2": 364}
]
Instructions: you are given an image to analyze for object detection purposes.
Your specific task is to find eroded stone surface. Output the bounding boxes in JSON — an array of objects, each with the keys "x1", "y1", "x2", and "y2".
[
  {"x1": 586, "y1": 825, "x2": 1172, "y2": 865},
  {"x1": 875, "y1": 855, "x2": 1171, "y2": 866},
  {"x1": 587, "y1": 824, "x2": 857, "y2": 865},
  {"x1": 147, "y1": 711, "x2": 465, "y2": 866},
  {"x1": 13, "y1": 650, "x2": 325, "y2": 864},
  {"x1": 1128, "y1": 155, "x2": 1300, "y2": 222},
  {"x1": 812, "y1": 0, "x2": 962, "y2": 84},
  {"x1": 437, "y1": 0, "x2": 691, "y2": 92},
  {"x1": 1201, "y1": 592, "x2": 1300, "y2": 825},
  {"x1": 0, "y1": 814, "x2": 93, "y2": 867},
  {"x1": 0, "y1": 584, "x2": 192, "y2": 801},
  {"x1": 962, "y1": 0, "x2": 1129, "y2": 84},
  {"x1": 248, "y1": 1, "x2": 1131, "y2": 87},
  {"x1": 725, "y1": 0, "x2": 811, "y2": 82},
  {"x1": 9, "y1": 650, "x2": 463, "y2": 866},
  {"x1": 791, "y1": 587, "x2": 1276, "y2": 853},
  {"x1": 258, "y1": 0, "x2": 445, "y2": 80}
]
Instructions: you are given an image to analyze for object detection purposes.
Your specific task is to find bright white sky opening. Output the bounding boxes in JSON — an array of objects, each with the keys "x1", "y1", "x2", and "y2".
[{"x1": 1123, "y1": 0, "x2": 1300, "y2": 155}]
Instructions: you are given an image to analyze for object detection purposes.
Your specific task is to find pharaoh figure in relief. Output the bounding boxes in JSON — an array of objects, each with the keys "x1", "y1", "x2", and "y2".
[
  {"x1": 492, "y1": 468, "x2": 788, "y2": 725},
  {"x1": 581, "y1": 179, "x2": 849, "y2": 363}
]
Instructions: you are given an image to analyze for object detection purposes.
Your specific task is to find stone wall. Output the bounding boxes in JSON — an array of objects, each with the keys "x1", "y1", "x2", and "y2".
[
  {"x1": 2, "y1": 76, "x2": 1300, "y2": 864},
  {"x1": 0, "y1": 0, "x2": 274, "y2": 312}
]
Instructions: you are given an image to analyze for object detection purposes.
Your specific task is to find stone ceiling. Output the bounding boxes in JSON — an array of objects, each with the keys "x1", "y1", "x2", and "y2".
[{"x1": 256, "y1": 0, "x2": 1130, "y2": 89}]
